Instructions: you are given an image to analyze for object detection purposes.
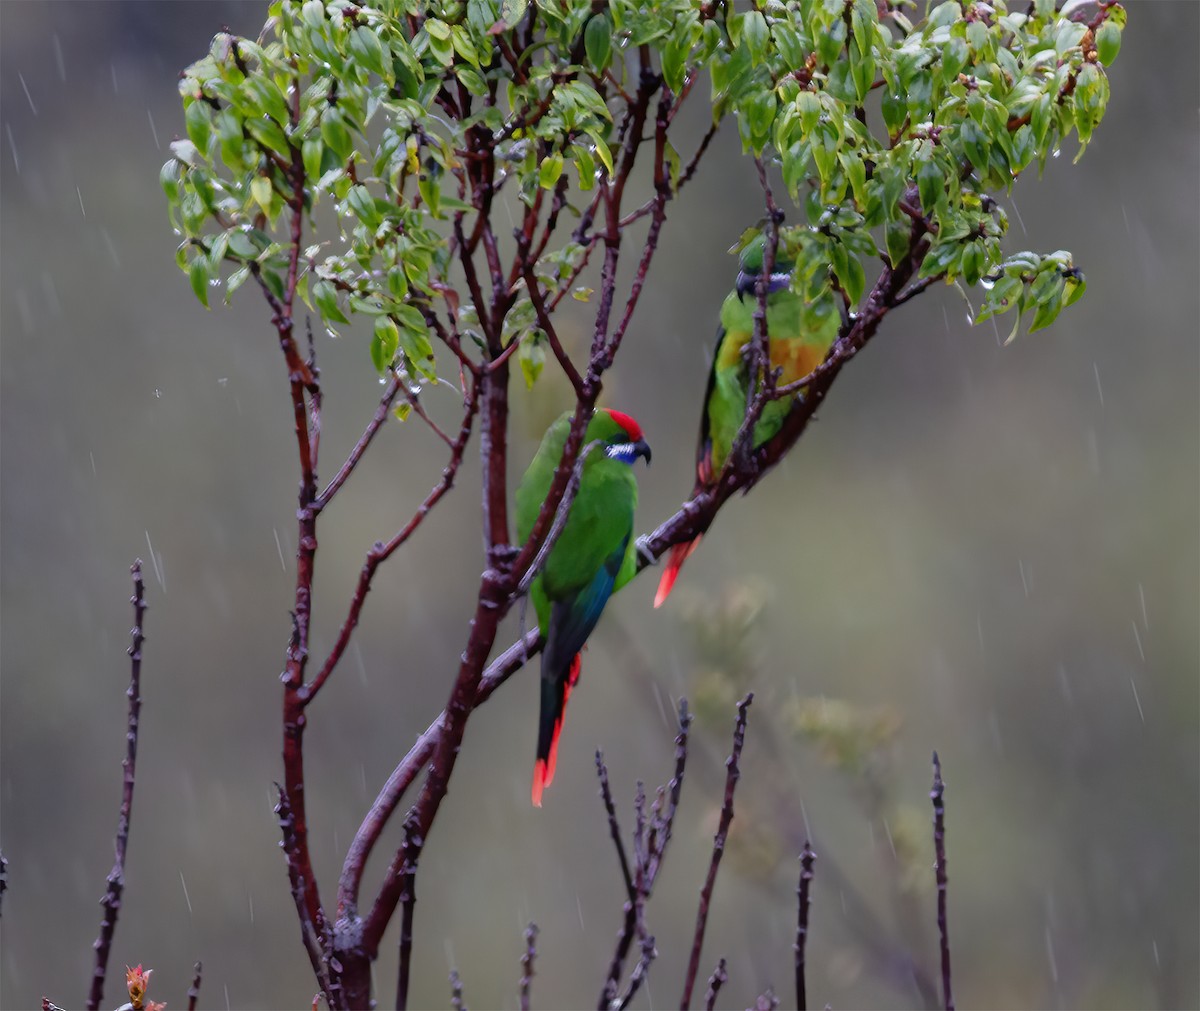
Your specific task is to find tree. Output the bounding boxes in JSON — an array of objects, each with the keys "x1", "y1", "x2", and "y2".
[{"x1": 160, "y1": 0, "x2": 1125, "y2": 1005}]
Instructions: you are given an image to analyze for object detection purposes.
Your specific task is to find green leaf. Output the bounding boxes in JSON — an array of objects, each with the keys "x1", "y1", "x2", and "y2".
[
  {"x1": 1095, "y1": 21, "x2": 1122, "y2": 66},
  {"x1": 585, "y1": 15, "x2": 612, "y2": 73},
  {"x1": 185, "y1": 100, "x2": 212, "y2": 155},
  {"x1": 371, "y1": 315, "x2": 400, "y2": 373},
  {"x1": 837, "y1": 243, "x2": 865, "y2": 305},
  {"x1": 917, "y1": 159, "x2": 942, "y2": 215},
  {"x1": 321, "y1": 110, "x2": 352, "y2": 163},
  {"x1": 539, "y1": 151, "x2": 564, "y2": 190},
  {"x1": 189, "y1": 255, "x2": 212, "y2": 308},
  {"x1": 424, "y1": 18, "x2": 451, "y2": 41},
  {"x1": 313, "y1": 279, "x2": 349, "y2": 324},
  {"x1": 250, "y1": 175, "x2": 273, "y2": 214},
  {"x1": 350, "y1": 26, "x2": 388, "y2": 79},
  {"x1": 742, "y1": 11, "x2": 769, "y2": 66},
  {"x1": 160, "y1": 159, "x2": 182, "y2": 202},
  {"x1": 395, "y1": 305, "x2": 436, "y2": 379},
  {"x1": 518, "y1": 332, "x2": 545, "y2": 388}
]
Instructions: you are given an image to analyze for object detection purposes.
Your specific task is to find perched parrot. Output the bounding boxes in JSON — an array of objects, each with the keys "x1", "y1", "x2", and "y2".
[
  {"x1": 654, "y1": 233, "x2": 841, "y2": 607},
  {"x1": 515, "y1": 408, "x2": 652, "y2": 806}
]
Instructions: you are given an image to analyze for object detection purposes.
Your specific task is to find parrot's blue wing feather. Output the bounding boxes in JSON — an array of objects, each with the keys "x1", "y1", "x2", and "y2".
[{"x1": 542, "y1": 535, "x2": 628, "y2": 677}]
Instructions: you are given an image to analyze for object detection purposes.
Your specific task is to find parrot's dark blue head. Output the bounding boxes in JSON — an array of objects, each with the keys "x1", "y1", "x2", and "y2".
[{"x1": 734, "y1": 232, "x2": 795, "y2": 300}]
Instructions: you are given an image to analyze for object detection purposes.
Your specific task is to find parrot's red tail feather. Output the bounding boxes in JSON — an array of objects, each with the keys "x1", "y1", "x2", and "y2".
[
  {"x1": 653, "y1": 536, "x2": 703, "y2": 608},
  {"x1": 531, "y1": 654, "x2": 583, "y2": 807}
]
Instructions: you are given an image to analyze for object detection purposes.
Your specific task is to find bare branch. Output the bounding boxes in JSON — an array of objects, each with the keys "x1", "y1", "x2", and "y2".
[
  {"x1": 395, "y1": 809, "x2": 425, "y2": 1011},
  {"x1": 450, "y1": 969, "x2": 467, "y2": 1011},
  {"x1": 519, "y1": 923, "x2": 539, "y2": 1011},
  {"x1": 276, "y1": 785, "x2": 336, "y2": 1002},
  {"x1": 600, "y1": 700, "x2": 691, "y2": 1009},
  {"x1": 316, "y1": 376, "x2": 401, "y2": 510},
  {"x1": 187, "y1": 961, "x2": 203, "y2": 1011},
  {"x1": 304, "y1": 387, "x2": 479, "y2": 705},
  {"x1": 932, "y1": 752, "x2": 954, "y2": 1011},
  {"x1": 795, "y1": 842, "x2": 817, "y2": 1011},
  {"x1": 680, "y1": 694, "x2": 753, "y2": 1010},
  {"x1": 87, "y1": 560, "x2": 147, "y2": 1011},
  {"x1": 703, "y1": 958, "x2": 728, "y2": 1011}
]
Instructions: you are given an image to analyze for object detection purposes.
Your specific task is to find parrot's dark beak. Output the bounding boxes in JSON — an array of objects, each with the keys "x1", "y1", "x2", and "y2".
[{"x1": 634, "y1": 438, "x2": 652, "y2": 465}]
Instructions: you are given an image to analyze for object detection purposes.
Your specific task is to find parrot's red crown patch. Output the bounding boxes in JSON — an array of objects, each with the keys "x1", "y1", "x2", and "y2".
[{"x1": 604, "y1": 409, "x2": 643, "y2": 442}]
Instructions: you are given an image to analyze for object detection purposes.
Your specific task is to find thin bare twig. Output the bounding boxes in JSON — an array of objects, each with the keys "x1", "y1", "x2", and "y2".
[
  {"x1": 449, "y1": 969, "x2": 467, "y2": 1011},
  {"x1": 395, "y1": 809, "x2": 425, "y2": 1011},
  {"x1": 316, "y1": 376, "x2": 402, "y2": 510},
  {"x1": 703, "y1": 958, "x2": 728, "y2": 1011},
  {"x1": 614, "y1": 934, "x2": 656, "y2": 1011},
  {"x1": 932, "y1": 752, "x2": 954, "y2": 1011},
  {"x1": 680, "y1": 694, "x2": 753, "y2": 1010},
  {"x1": 304, "y1": 386, "x2": 479, "y2": 705},
  {"x1": 599, "y1": 700, "x2": 692, "y2": 1009},
  {"x1": 187, "y1": 961, "x2": 203, "y2": 1011},
  {"x1": 87, "y1": 560, "x2": 147, "y2": 1011},
  {"x1": 519, "y1": 923, "x2": 538, "y2": 1011},
  {"x1": 276, "y1": 785, "x2": 335, "y2": 1000},
  {"x1": 750, "y1": 986, "x2": 780, "y2": 1010},
  {"x1": 795, "y1": 842, "x2": 817, "y2": 1011}
]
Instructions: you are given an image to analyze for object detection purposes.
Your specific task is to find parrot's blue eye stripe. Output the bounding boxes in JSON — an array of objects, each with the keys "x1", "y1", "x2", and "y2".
[
  {"x1": 735, "y1": 269, "x2": 794, "y2": 297},
  {"x1": 605, "y1": 442, "x2": 640, "y2": 464}
]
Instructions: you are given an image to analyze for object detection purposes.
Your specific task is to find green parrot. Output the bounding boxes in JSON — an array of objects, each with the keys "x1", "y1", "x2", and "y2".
[
  {"x1": 654, "y1": 233, "x2": 841, "y2": 607},
  {"x1": 515, "y1": 407, "x2": 651, "y2": 806}
]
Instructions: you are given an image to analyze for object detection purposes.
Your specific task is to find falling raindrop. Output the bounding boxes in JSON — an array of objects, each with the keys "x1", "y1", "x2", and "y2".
[
  {"x1": 17, "y1": 72, "x2": 37, "y2": 115},
  {"x1": 1092, "y1": 361, "x2": 1104, "y2": 407},
  {"x1": 180, "y1": 870, "x2": 193, "y2": 914},
  {"x1": 6, "y1": 123, "x2": 18, "y2": 174},
  {"x1": 52, "y1": 33, "x2": 66, "y2": 82},
  {"x1": 273, "y1": 527, "x2": 286, "y2": 571},
  {"x1": 1130, "y1": 678, "x2": 1145, "y2": 724},
  {"x1": 76, "y1": 186, "x2": 85, "y2": 217},
  {"x1": 147, "y1": 108, "x2": 160, "y2": 150}
]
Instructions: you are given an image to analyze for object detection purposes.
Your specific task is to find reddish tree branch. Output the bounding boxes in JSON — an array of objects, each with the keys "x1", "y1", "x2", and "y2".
[
  {"x1": 395, "y1": 810, "x2": 425, "y2": 1011},
  {"x1": 304, "y1": 387, "x2": 479, "y2": 705},
  {"x1": 336, "y1": 627, "x2": 541, "y2": 918},
  {"x1": 680, "y1": 694, "x2": 753, "y2": 1010},
  {"x1": 316, "y1": 376, "x2": 402, "y2": 511},
  {"x1": 86, "y1": 560, "x2": 147, "y2": 1011},
  {"x1": 703, "y1": 958, "x2": 728, "y2": 1011}
]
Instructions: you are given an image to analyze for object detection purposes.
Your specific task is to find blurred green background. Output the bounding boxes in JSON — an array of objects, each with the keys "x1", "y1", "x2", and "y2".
[{"x1": 2, "y1": 4, "x2": 1196, "y2": 1009}]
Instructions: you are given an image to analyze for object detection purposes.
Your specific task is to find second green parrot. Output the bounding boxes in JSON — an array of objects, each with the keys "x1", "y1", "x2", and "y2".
[
  {"x1": 515, "y1": 407, "x2": 651, "y2": 806},
  {"x1": 654, "y1": 233, "x2": 841, "y2": 606}
]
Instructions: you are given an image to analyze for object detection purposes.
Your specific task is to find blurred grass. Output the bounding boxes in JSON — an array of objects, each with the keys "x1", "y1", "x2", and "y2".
[{"x1": 1, "y1": 3, "x2": 1196, "y2": 1009}]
